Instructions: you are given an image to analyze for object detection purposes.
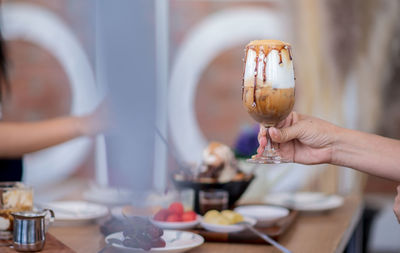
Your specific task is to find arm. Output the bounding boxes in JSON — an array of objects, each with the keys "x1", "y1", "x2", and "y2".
[
  {"x1": 258, "y1": 112, "x2": 400, "y2": 182},
  {"x1": 0, "y1": 116, "x2": 92, "y2": 157},
  {"x1": 333, "y1": 127, "x2": 400, "y2": 181}
]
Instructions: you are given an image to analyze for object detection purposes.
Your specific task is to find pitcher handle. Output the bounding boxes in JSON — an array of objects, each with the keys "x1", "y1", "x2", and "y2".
[{"x1": 43, "y1": 208, "x2": 55, "y2": 233}]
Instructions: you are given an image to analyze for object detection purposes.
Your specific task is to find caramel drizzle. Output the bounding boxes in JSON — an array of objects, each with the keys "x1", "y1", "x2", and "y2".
[
  {"x1": 241, "y1": 49, "x2": 248, "y2": 101},
  {"x1": 244, "y1": 43, "x2": 292, "y2": 107},
  {"x1": 287, "y1": 45, "x2": 292, "y2": 60},
  {"x1": 262, "y1": 48, "x2": 267, "y2": 82},
  {"x1": 252, "y1": 53, "x2": 258, "y2": 107}
]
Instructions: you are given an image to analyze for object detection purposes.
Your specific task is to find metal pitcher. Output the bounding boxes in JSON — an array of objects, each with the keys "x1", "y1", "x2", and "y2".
[{"x1": 11, "y1": 209, "x2": 55, "y2": 252}]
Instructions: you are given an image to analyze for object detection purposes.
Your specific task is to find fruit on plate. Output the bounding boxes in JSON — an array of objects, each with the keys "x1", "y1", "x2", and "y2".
[
  {"x1": 203, "y1": 209, "x2": 244, "y2": 225},
  {"x1": 221, "y1": 210, "x2": 244, "y2": 224},
  {"x1": 153, "y1": 202, "x2": 197, "y2": 222},
  {"x1": 122, "y1": 216, "x2": 165, "y2": 251},
  {"x1": 168, "y1": 202, "x2": 184, "y2": 216},
  {"x1": 182, "y1": 211, "x2": 197, "y2": 221}
]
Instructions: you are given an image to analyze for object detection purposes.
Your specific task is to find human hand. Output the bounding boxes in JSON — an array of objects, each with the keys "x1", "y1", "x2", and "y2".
[
  {"x1": 394, "y1": 185, "x2": 400, "y2": 223},
  {"x1": 257, "y1": 112, "x2": 338, "y2": 164},
  {"x1": 79, "y1": 99, "x2": 109, "y2": 136}
]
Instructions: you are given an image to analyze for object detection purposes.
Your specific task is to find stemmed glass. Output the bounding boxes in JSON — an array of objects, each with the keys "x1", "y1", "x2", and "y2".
[{"x1": 241, "y1": 40, "x2": 295, "y2": 164}]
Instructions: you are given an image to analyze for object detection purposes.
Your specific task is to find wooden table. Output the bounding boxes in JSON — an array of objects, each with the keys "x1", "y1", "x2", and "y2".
[{"x1": 49, "y1": 194, "x2": 363, "y2": 253}]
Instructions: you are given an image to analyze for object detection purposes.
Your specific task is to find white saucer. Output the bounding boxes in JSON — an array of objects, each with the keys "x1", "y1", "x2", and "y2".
[
  {"x1": 83, "y1": 185, "x2": 134, "y2": 206},
  {"x1": 43, "y1": 201, "x2": 109, "y2": 225},
  {"x1": 105, "y1": 230, "x2": 204, "y2": 253},
  {"x1": 200, "y1": 216, "x2": 256, "y2": 233},
  {"x1": 149, "y1": 216, "x2": 201, "y2": 230},
  {"x1": 264, "y1": 192, "x2": 344, "y2": 211},
  {"x1": 234, "y1": 205, "x2": 289, "y2": 227}
]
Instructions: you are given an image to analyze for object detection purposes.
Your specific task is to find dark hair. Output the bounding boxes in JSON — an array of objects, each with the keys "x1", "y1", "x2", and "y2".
[
  {"x1": 0, "y1": 4, "x2": 8, "y2": 103},
  {"x1": 0, "y1": 28, "x2": 8, "y2": 103}
]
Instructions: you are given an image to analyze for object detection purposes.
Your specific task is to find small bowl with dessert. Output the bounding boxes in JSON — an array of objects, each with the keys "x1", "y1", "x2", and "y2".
[{"x1": 172, "y1": 142, "x2": 255, "y2": 213}]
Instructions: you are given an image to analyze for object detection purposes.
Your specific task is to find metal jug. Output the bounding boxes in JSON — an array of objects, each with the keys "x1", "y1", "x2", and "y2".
[{"x1": 11, "y1": 209, "x2": 55, "y2": 252}]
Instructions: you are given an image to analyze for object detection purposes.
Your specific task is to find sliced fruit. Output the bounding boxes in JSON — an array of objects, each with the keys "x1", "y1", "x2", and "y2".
[
  {"x1": 153, "y1": 209, "x2": 169, "y2": 221},
  {"x1": 168, "y1": 202, "x2": 184, "y2": 216},
  {"x1": 166, "y1": 213, "x2": 182, "y2": 222},
  {"x1": 182, "y1": 211, "x2": 197, "y2": 221}
]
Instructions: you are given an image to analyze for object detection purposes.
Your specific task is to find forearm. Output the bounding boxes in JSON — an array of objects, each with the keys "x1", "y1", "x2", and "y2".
[
  {"x1": 332, "y1": 127, "x2": 400, "y2": 181},
  {"x1": 0, "y1": 116, "x2": 86, "y2": 157}
]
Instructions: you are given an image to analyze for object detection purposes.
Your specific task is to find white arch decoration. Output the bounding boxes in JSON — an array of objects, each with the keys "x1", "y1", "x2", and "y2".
[
  {"x1": 168, "y1": 7, "x2": 290, "y2": 163},
  {"x1": 1, "y1": 3, "x2": 103, "y2": 186}
]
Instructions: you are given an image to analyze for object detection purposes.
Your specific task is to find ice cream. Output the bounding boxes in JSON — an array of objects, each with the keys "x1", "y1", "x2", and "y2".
[{"x1": 200, "y1": 142, "x2": 238, "y2": 183}]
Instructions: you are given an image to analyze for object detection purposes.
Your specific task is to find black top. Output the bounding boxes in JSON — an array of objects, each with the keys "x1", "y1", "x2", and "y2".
[{"x1": 0, "y1": 158, "x2": 23, "y2": 181}]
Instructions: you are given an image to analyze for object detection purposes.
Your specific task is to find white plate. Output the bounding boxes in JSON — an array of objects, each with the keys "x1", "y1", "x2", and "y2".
[
  {"x1": 149, "y1": 216, "x2": 201, "y2": 230},
  {"x1": 105, "y1": 230, "x2": 204, "y2": 253},
  {"x1": 200, "y1": 216, "x2": 256, "y2": 233},
  {"x1": 43, "y1": 201, "x2": 109, "y2": 225},
  {"x1": 234, "y1": 205, "x2": 289, "y2": 227},
  {"x1": 264, "y1": 192, "x2": 344, "y2": 211},
  {"x1": 111, "y1": 206, "x2": 126, "y2": 220},
  {"x1": 83, "y1": 186, "x2": 134, "y2": 206}
]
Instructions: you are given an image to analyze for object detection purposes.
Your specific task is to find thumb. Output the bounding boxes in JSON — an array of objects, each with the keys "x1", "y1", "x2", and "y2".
[{"x1": 269, "y1": 125, "x2": 301, "y2": 143}]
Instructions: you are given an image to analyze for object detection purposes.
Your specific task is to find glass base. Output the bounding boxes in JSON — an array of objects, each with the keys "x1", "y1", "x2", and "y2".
[{"x1": 246, "y1": 155, "x2": 287, "y2": 164}]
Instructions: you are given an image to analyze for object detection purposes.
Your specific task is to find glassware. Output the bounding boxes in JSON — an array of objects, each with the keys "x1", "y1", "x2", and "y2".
[
  {"x1": 242, "y1": 40, "x2": 295, "y2": 164},
  {"x1": 199, "y1": 189, "x2": 228, "y2": 215},
  {"x1": 0, "y1": 182, "x2": 33, "y2": 240}
]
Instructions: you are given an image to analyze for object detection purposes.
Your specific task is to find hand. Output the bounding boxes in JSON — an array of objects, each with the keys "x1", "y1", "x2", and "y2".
[
  {"x1": 79, "y1": 100, "x2": 109, "y2": 136},
  {"x1": 394, "y1": 185, "x2": 400, "y2": 223},
  {"x1": 257, "y1": 112, "x2": 338, "y2": 164}
]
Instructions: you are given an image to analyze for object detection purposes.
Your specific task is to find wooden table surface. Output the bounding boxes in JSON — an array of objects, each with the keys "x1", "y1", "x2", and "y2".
[{"x1": 49, "y1": 193, "x2": 363, "y2": 253}]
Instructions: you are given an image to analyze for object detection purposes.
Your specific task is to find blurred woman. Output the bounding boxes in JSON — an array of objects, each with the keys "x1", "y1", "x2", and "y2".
[{"x1": 0, "y1": 31, "x2": 104, "y2": 181}]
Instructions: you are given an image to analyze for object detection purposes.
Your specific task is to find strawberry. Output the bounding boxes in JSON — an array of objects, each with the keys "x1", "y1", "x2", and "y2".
[
  {"x1": 153, "y1": 209, "x2": 169, "y2": 221},
  {"x1": 166, "y1": 213, "x2": 181, "y2": 222},
  {"x1": 182, "y1": 211, "x2": 197, "y2": 221},
  {"x1": 168, "y1": 202, "x2": 184, "y2": 216}
]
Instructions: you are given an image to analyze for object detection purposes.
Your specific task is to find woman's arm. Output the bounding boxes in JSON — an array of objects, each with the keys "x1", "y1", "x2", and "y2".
[
  {"x1": 0, "y1": 115, "x2": 94, "y2": 157},
  {"x1": 258, "y1": 112, "x2": 400, "y2": 182},
  {"x1": 333, "y1": 127, "x2": 400, "y2": 182}
]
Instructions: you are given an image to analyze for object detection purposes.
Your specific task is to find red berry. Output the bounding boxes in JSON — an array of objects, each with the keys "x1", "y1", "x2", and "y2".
[
  {"x1": 182, "y1": 211, "x2": 197, "y2": 222},
  {"x1": 168, "y1": 202, "x2": 184, "y2": 216},
  {"x1": 166, "y1": 213, "x2": 181, "y2": 222},
  {"x1": 154, "y1": 209, "x2": 169, "y2": 221},
  {"x1": 151, "y1": 237, "x2": 166, "y2": 248}
]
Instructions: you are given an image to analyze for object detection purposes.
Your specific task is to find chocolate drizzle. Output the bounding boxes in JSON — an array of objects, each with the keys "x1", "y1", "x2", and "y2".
[
  {"x1": 252, "y1": 53, "x2": 258, "y2": 108},
  {"x1": 262, "y1": 48, "x2": 267, "y2": 83},
  {"x1": 278, "y1": 51, "x2": 283, "y2": 65},
  {"x1": 287, "y1": 46, "x2": 292, "y2": 61}
]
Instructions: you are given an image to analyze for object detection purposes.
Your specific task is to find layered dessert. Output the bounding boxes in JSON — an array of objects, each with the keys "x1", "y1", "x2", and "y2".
[
  {"x1": 0, "y1": 182, "x2": 33, "y2": 233},
  {"x1": 173, "y1": 142, "x2": 248, "y2": 183},
  {"x1": 242, "y1": 40, "x2": 295, "y2": 126}
]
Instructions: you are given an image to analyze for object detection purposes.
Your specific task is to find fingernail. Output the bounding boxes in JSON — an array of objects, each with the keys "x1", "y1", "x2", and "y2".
[
  {"x1": 261, "y1": 127, "x2": 267, "y2": 135},
  {"x1": 270, "y1": 127, "x2": 279, "y2": 137}
]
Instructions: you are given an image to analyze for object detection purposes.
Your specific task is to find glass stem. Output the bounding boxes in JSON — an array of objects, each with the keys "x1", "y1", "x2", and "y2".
[{"x1": 263, "y1": 126, "x2": 273, "y2": 157}]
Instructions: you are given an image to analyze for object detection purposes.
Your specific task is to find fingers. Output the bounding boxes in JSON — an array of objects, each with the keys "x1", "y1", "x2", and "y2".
[
  {"x1": 257, "y1": 125, "x2": 267, "y2": 156},
  {"x1": 269, "y1": 124, "x2": 302, "y2": 143}
]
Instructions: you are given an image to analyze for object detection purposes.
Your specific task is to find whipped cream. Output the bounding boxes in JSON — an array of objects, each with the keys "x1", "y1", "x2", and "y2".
[{"x1": 244, "y1": 48, "x2": 295, "y2": 89}]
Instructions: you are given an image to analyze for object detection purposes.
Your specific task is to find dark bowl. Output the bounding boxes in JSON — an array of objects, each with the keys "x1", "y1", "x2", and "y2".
[{"x1": 171, "y1": 174, "x2": 255, "y2": 213}]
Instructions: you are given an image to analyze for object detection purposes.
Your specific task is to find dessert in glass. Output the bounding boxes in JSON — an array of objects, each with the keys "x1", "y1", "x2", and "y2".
[
  {"x1": 242, "y1": 40, "x2": 295, "y2": 164},
  {"x1": 0, "y1": 182, "x2": 33, "y2": 239}
]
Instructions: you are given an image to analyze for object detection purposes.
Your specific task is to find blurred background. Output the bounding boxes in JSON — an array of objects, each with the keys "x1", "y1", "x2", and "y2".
[{"x1": 1, "y1": 0, "x2": 400, "y2": 252}]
